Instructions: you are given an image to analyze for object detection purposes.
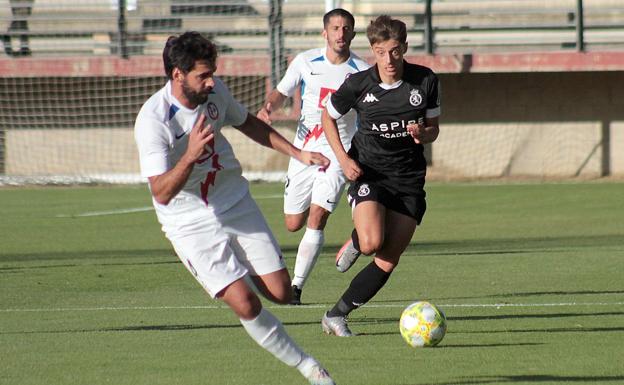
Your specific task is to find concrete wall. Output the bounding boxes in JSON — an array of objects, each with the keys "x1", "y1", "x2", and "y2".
[
  {"x1": 3, "y1": 70, "x2": 623, "y2": 180},
  {"x1": 433, "y1": 71, "x2": 624, "y2": 178}
]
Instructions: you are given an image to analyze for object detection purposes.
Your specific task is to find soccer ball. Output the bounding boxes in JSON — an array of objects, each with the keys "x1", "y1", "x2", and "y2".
[{"x1": 399, "y1": 301, "x2": 447, "y2": 347}]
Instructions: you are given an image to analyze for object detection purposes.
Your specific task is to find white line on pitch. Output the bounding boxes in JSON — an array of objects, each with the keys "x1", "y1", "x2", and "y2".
[
  {"x1": 56, "y1": 207, "x2": 154, "y2": 218},
  {"x1": 55, "y1": 194, "x2": 283, "y2": 218},
  {"x1": 3, "y1": 301, "x2": 624, "y2": 313}
]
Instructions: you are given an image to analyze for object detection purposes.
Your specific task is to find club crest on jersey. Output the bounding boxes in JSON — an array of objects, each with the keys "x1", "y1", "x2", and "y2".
[
  {"x1": 409, "y1": 89, "x2": 423, "y2": 107},
  {"x1": 358, "y1": 184, "x2": 370, "y2": 197},
  {"x1": 206, "y1": 102, "x2": 219, "y2": 120}
]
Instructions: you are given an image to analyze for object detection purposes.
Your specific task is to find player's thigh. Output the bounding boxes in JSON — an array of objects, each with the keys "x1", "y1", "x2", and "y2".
[
  {"x1": 309, "y1": 166, "x2": 347, "y2": 214},
  {"x1": 375, "y1": 210, "x2": 418, "y2": 270},
  {"x1": 250, "y1": 268, "x2": 292, "y2": 304},
  {"x1": 283, "y1": 159, "x2": 315, "y2": 216},
  {"x1": 164, "y1": 218, "x2": 248, "y2": 300},
  {"x1": 352, "y1": 200, "x2": 386, "y2": 255},
  {"x1": 223, "y1": 195, "x2": 289, "y2": 300},
  {"x1": 348, "y1": 181, "x2": 387, "y2": 254}
]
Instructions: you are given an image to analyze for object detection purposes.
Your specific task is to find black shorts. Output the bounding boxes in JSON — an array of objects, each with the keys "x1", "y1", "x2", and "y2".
[{"x1": 347, "y1": 180, "x2": 427, "y2": 224}]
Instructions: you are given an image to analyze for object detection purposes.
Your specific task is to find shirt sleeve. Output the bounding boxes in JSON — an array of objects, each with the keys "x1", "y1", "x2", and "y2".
[
  {"x1": 134, "y1": 114, "x2": 170, "y2": 178},
  {"x1": 217, "y1": 78, "x2": 248, "y2": 126},
  {"x1": 328, "y1": 75, "x2": 360, "y2": 119},
  {"x1": 425, "y1": 73, "x2": 441, "y2": 118},
  {"x1": 276, "y1": 54, "x2": 303, "y2": 97}
]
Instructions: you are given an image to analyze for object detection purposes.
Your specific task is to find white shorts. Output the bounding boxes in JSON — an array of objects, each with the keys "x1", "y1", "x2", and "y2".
[
  {"x1": 283, "y1": 157, "x2": 347, "y2": 215},
  {"x1": 159, "y1": 193, "x2": 285, "y2": 298}
]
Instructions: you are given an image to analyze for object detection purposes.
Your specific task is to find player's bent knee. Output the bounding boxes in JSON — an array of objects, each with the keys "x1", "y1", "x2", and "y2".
[
  {"x1": 233, "y1": 292, "x2": 263, "y2": 319},
  {"x1": 262, "y1": 287, "x2": 291, "y2": 305},
  {"x1": 359, "y1": 235, "x2": 384, "y2": 255},
  {"x1": 284, "y1": 214, "x2": 306, "y2": 232},
  {"x1": 218, "y1": 281, "x2": 263, "y2": 319}
]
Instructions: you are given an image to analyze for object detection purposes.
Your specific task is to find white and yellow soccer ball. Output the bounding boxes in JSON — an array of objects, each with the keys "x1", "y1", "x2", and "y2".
[{"x1": 399, "y1": 301, "x2": 447, "y2": 347}]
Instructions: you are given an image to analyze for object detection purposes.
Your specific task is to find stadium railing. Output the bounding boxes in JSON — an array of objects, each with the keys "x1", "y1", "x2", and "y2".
[
  {"x1": 1, "y1": 0, "x2": 624, "y2": 56},
  {"x1": 1, "y1": 0, "x2": 623, "y2": 183}
]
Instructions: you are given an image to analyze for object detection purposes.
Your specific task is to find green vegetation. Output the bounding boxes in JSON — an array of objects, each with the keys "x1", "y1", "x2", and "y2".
[{"x1": 1, "y1": 182, "x2": 623, "y2": 385}]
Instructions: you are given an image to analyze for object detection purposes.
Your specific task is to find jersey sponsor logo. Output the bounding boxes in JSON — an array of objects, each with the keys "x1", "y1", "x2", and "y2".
[
  {"x1": 379, "y1": 131, "x2": 411, "y2": 139},
  {"x1": 371, "y1": 119, "x2": 417, "y2": 132},
  {"x1": 362, "y1": 93, "x2": 379, "y2": 103},
  {"x1": 358, "y1": 184, "x2": 370, "y2": 197},
  {"x1": 409, "y1": 89, "x2": 423, "y2": 107},
  {"x1": 206, "y1": 102, "x2": 219, "y2": 120},
  {"x1": 318, "y1": 87, "x2": 336, "y2": 108}
]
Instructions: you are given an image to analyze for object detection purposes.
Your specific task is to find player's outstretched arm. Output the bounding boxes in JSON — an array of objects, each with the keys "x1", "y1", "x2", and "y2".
[
  {"x1": 235, "y1": 113, "x2": 329, "y2": 168},
  {"x1": 149, "y1": 114, "x2": 214, "y2": 205},
  {"x1": 256, "y1": 89, "x2": 288, "y2": 125},
  {"x1": 321, "y1": 108, "x2": 362, "y2": 181}
]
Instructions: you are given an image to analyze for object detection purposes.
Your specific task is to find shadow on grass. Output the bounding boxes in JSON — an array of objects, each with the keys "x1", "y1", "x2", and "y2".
[
  {"x1": 3, "y1": 233, "x2": 623, "y2": 264},
  {"x1": 407, "y1": 374, "x2": 624, "y2": 384},
  {"x1": 5, "y1": 316, "x2": 624, "y2": 336},
  {"x1": 0, "y1": 248, "x2": 177, "y2": 263},
  {"x1": 0, "y1": 259, "x2": 180, "y2": 272},
  {"x1": 449, "y1": 311, "x2": 624, "y2": 321}
]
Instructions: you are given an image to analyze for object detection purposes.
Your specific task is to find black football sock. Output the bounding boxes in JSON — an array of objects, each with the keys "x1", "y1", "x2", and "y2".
[
  {"x1": 327, "y1": 261, "x2": 391, "y2": 318},
  {"x1": 351, "y1": 229, "x2": 361, "y2": 252}
]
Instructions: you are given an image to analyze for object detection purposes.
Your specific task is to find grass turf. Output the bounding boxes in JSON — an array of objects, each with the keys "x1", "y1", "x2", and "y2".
[{"x1": 1, "y1": 181, "x2": 623, "y2": 385}]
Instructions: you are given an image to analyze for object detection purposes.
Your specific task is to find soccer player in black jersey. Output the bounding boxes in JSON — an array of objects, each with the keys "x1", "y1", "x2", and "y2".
[{"x1": 320, "y1": 15, "x2": 440, "y2": 336}]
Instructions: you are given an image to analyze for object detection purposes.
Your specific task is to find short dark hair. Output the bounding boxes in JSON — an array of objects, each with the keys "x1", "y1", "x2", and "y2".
[
  {"x1": 163, "y1": 31, "x2": 218, "y2": 79},
  {"x1": 366, "y1": 15, "x2": 407, "y2": 46},
  {"x1": 323, "y1": 8, "x2": 355, "y2": 29}
]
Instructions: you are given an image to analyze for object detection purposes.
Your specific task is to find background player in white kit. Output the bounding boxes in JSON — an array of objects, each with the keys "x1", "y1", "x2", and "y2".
[
  {"x1": 257, "y1": 9, "x2": 369, "y2": 304},
  {"x1": 134, "y1": 32, "x2": 335, "y2": 385}
]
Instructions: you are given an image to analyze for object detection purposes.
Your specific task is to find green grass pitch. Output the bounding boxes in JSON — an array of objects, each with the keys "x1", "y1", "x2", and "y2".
[{"x1": 1, "y1": 181, "x2": 623, "y2": 385}]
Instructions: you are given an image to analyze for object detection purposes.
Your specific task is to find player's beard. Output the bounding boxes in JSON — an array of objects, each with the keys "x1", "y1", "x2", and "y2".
[
  {"x1": 331, "y1": 39, "x2": 350, "y2": 57},
  {"x1": 182, "y1": 79, "x2": 209, "y2": 106}
]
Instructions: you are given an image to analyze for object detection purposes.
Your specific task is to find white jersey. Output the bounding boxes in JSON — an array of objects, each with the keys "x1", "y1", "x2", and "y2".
[
  {"x1": 277, "y1": 47, "x2": 369, "y2": 153},
  {"x1": 134, "y1": 78, "x2": 249, "y2": 218}
]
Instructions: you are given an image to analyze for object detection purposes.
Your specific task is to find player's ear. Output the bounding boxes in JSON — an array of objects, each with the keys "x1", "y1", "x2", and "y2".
[
  {"x1": 402, "y1": 42, "x2": 408, "y2": 54},
  {"x1": 322, "y1": 28, "x2": 328, "y2": 40},
  {"x1": 172, "y1": 67, "x2": 184, "y2": 82}
]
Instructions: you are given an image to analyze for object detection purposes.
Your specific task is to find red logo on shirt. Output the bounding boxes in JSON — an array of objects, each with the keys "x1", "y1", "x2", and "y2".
[
  {"x1": 196, "y1": 135, "x2": 223, "y2": 205},
  {"x1": 318, "y1": 87, "x2": 336, "y2": 109},
  {"x1": 303, "y1": 124, "x2": 324, "y2": 146}
]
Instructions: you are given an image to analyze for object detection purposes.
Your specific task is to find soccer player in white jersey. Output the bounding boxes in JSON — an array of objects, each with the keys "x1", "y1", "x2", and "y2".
[
  {"x1": 257, "y1": 9, "x2": 369, "y2": 305},
  {"x1": 134, "y1": 32, "x2": 336, "y2": 385}
]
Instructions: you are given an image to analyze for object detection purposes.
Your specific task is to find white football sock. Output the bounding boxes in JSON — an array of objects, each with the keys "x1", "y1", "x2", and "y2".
[
  {"x1": 240, "y1": 307, "x2": 309, "y2": 368},
  {"x1": 291, "y1": 228, "x2": 324, "y2": 289}
]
